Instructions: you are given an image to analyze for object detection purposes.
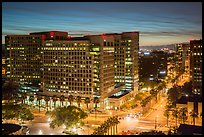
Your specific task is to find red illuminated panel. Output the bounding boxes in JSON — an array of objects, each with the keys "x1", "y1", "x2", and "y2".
[
  {"x1": 42, "y1": 35, "x2": 46, "y2": 41},
  {"x1": 50, "y1": 31, "x2": 54, "y2": 36},
  {"x1": 67, "y1": 35, "x2": 72, "y2": 39},
  {"x1": 101, "y1": 33, "x2": 106, "y2": 41}
]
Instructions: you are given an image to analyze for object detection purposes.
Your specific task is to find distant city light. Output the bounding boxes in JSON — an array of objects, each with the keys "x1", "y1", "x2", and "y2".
[
  {"x1": 149, "y1": 78, "x2": 154, "y2": 81},
  {"x1": 159, "y1": 71, "x2": 166, "y2": 74},
  {"x1": 144, "y1": 52, "x2": 150, "y2": 55}
]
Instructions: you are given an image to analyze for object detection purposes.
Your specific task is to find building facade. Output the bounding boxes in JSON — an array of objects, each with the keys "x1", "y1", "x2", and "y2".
[
  {"x1": 175, "y1": 43, "x2": 190, "y2": 73},
  {"x1": 190, "y1": 40, "x2": 202, "y2": 95},
  {"x1": 5, "y1": 31, "x2": 68, "y2": 92},
  {"x1": 5, "y1": 35, "x2": 42, "y2": 90},
  {"x1": 86, "y1": 32, "x2": 139, "y2": 96},
  {"x1": 5, "y1": 31, "x2": 139, "y2": 110}
]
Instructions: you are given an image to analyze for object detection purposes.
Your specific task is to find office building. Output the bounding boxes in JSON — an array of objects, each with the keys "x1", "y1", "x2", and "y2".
[
  {"x1": 190, "y1": 39, "x2": 202, "y2": 95},
  {"x1": 5, "y1": 31, "x2": 68, "y2": 92},
  {"x1": 86, "y1": 32, "x2": 139, "y2": 96},
  {"x1": 175, "y1": 43, "x2": 190, "y2": 73},
  {"x1": 5, "y1": 31, "x2": 139, "y2": 110}
]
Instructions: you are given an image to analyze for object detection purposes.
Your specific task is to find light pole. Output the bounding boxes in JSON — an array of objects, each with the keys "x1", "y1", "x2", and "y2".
[
  {"x1": 155, "y1": 116, "x2": 158, "y2": 130},
  {"x1": 87, "y1": 121, "x2": 89, "y2": 135}
]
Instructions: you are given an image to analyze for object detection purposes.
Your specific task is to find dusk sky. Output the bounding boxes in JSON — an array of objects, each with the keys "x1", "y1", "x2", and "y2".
[{"x1": 2, "y1": 2, "x2": 202, "y2": 46}]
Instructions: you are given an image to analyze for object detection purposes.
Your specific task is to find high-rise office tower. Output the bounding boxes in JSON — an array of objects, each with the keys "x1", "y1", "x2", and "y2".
[
  {"x1": 42, "y1": 39, "x2": 94, "y2": 99},
  {"x1": 5, "y1": 31, "x2": 68, "y2": 92},
  {"x1": 42, "y1": 37, "x2": 115, "y2": 109},
  {"x1": 175, "y1": 43, "x2": 190, "y2": 73},
  {"x1": 86, "y1": 32, "x2": 139, "y2": 97},
  {"x1": 5, "y1": 35, "x2": 42, "y2": 91},
  {"x1": 190, "y1": 39, "x2": 202, "y2": 95},
  {"x1": 6, "y1": 31, "x2": 139, "y2": 110}
]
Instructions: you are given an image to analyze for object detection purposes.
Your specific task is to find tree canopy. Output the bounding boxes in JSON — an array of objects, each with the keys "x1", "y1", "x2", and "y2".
[
  {"x1": 167, "y1": 86, "x2": 181, "y2": 102},
  {"x1": 139, "y1": 130, "x2": 166, "y2": 135},
  {"x1": 46, "y1": 106, "x2": 88, "y2": 130},
  {"x1": 2, "y1": 81, "x2": 19, "y2": 100},
  {"x1": 2, "y1": 104, "x2": 34, "y2": 121}
]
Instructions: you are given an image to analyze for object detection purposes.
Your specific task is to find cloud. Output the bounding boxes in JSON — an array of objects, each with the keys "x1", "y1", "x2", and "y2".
[{"x1": 2, "y1": 2, "x2": 202, "y2": 45}]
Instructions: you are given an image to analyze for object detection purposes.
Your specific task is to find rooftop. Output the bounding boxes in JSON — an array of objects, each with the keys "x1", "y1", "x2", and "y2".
[{"x1": 177, "y1": 124, "x2": 202, "y2": 135}]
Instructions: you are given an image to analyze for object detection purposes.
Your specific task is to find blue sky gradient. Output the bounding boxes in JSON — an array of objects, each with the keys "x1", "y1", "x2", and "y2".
[{"x1": 2, "y1": 2, "x2": 202, "y2": 46}]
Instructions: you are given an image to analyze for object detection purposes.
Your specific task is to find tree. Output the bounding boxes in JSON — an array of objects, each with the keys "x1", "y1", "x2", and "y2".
[
  {"x1": 92, "y1": 116, "x2": 120, "y2": 135},
  {"x1": 189, "y1": 110, "x2": 198, "y2": 125},
  {"x1": 52, "y1": 95, "x2": 58, "y2": 109},
  {"x1": 172, "y1": 108, "x2": 179, "y2": 127},
  {"x1": 112, "y1": 116, "x2": 120, "y2": 135},
  {"x1": 107, "y1": 118, "x2": 113, "y2": 135},
  {"x1": 2, "y1": 104, "x2": 22, "y2": 120},
  {"x1": 84, "y1": 97, "x2": 91, "y2": 110},
  {"x1": 179, "y1": 107, "x2": 188, "y2": 124},
  {"x1": 60, "y1": 95, "x2": 65, "y2": 107},
  {"x1": 139, "y1": 130, "x2": 165, "y2": 135},
  {"x1": 29, "y1": 95, "x2": 34, "y2": 106},
  {"x1": 68, "y1": 95, "x2": 74, "y2": 106},
  {"x1": 93, "y1": 97, "x2": 100, "y2": 119},
  {"x1": 44, "y1": 96, "x2": 50, "y2": 112},
  {"x1": 167, "y1": 86, "x2": 180, "y2": 103},
  {"x1": 2, "y1": 81, "x2": 19, "y2": 101},
  {"x1": 181, "y1": 81, "x2": 192, "y2": 96},
  {"x1": 103, "y1": 121, "x2": 110, "y2": 135},
  {"x1": 2, "y1": 104, "x2": 34, "y2": 122},
  {"x1": 96, "y1": 123, "x2": 107, "y2": 135},
  {"x1": 37, "y1": 95, "x2": 42, "y2": 112},
  {"x1": 20, "y1": 92, "x2": 27, "y2": 104},
  {"x1": 164, "y1": 108, "x2": 171, "y2": 127},
  {"x1": 93, "y1": 97, "x2": 100, "y2": 109},
  {"x1": 104, "y1": 120, "x2": 110, "y2": 135},
  {"x1": 19, "y1": 107, "x2": 34, "y2": 122},
  {"x1": 46, "y1": 106, "x2": 88, "y2": 131},
  {"x1": 134, "y1": 93, "x2": 142, "y2": 101},
  {"x1": 76, "y1": 96, "x2": 82, "y2": 108}
]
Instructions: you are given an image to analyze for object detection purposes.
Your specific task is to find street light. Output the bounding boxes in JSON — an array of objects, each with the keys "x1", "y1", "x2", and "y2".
[
  {"x1": 72, "y1": 127, "x2": 77, "y2": 132},
  {"x1": 155, "y1": 116, "x2": 158, "y2": 130},
  {"x1": 48, "y1": 117, "x2": 51, "y2": 122},
  {"x1": 38, "y1": 130, "x2": 43, "y2": 135}
]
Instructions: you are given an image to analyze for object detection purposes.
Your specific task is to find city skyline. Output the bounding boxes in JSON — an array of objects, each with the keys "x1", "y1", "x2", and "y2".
[{"x1": 2, "y1": 2, "x2": 202, "y2": 46}]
